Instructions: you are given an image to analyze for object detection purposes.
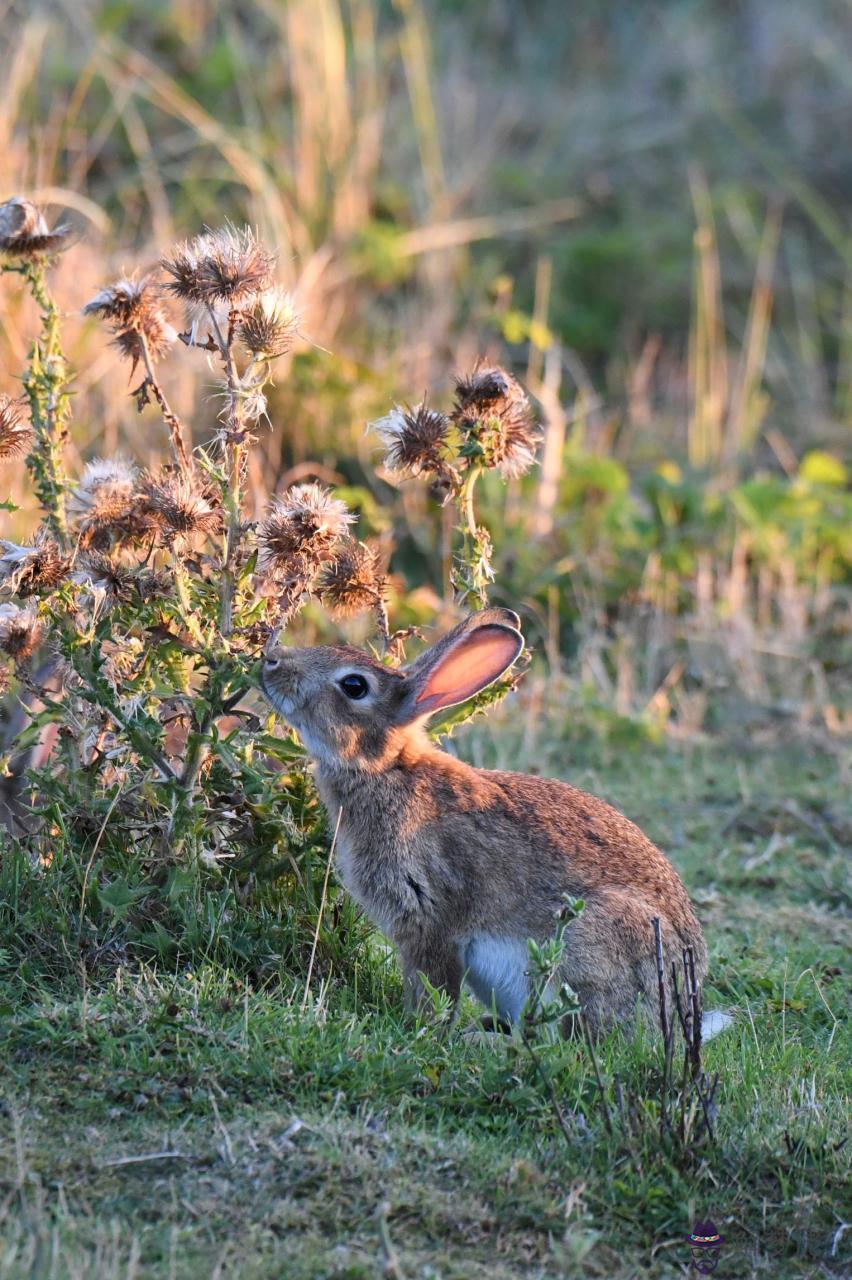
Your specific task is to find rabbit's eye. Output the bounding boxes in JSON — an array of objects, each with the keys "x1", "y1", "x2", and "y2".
[{"x1": 339, "y1": 673, "x2": 369, "y2": 700}]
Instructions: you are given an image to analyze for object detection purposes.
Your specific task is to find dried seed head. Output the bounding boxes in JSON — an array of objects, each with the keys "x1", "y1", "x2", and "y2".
[
  {"x1": 144, "y1": 471, "x2": 222, "y2": 540},
  {"x1": 0, "y1": 196, "x2": 70, "y2": 259},
  {"x1": 261, "y1": 550, "x2": 320, "y2": 620},
  {"x1": 0, "y1": 531, "x2": 70, "y2": 596},
  {"x1": 256, "y1": 484, "x2": 354, "y2": 575},
  {"x1": 83, "y1": 274, "x2": 176, "y2": 372},
  {"x1": 0, "y1": 602, "x2": 43, "y2": 661},
  {"x1": 453, "y1": 365, "x2": 516, "y2": 414},
  {"x1": 72, "y1": 553, "x2": 134, "y2": 606},
  {"x1": 320, "y1": 540, "x2": 386, "y2": 618},
  {"x1": 67, "y1": 458, "x2": 139, "y2": 532},
  {"x1": 452, "y1": 364, "x2": 540, "y2": 478},
  {"x1": 162, "y1": 225, "x2": 275, "y2": 307},
  {"x1": 0, "y1": 394, "x2": 32, "y2": 461},
  {"x1": 372, "y1": 403, "x2": 452, "y2": 478},
  {"x1": 73, "y1": 554, "x2": 169, "y2": 607},
  {"x1": 236, "y1": 287, "x2": 299, "y2": 359}
]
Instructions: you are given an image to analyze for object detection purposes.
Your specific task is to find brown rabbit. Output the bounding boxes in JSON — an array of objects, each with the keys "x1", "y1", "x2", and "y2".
[{"x1": 262, "y1": 608, "x2": 716, "y2": 1036}]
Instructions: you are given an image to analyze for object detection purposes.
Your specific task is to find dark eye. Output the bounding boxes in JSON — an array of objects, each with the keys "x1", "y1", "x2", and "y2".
[{"x1": 339, "y1": 673, "x2": 369, "y2": 700}]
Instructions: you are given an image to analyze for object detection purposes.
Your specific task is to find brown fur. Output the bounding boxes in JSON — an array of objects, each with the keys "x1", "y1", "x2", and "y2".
[{"x1": 262, "y1": 609, "x2": 707, "y2": 1033}]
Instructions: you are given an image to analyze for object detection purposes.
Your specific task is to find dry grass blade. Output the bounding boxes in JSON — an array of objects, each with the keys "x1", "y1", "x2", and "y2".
[{"x1": 301, "y1": 806, "x2": 343, "y2": 1013}]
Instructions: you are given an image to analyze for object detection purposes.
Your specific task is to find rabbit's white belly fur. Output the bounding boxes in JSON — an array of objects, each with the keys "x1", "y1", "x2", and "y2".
[{"x1": 462, "y1": 935, "x2": 529, "y2": 1024}]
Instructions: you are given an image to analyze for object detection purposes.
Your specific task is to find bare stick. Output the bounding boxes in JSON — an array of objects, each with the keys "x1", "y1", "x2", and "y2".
[
  {"x1": 301, "y1": 807, "x2": 343, "y2": 1013},
  {"x1": 685, "y1": 945, "x2": 703, "y2": 1075},
  {"x1": 652, "y1": 918, "x2": 673, "y2": 1139},
  {"x1": 651, "y1": 918, "x2": 669, "y2": 1042}
]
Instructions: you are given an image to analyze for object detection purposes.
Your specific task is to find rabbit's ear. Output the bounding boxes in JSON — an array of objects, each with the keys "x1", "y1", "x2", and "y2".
[
  {"x1": 405, "y1": 608, "x2": 521, "y2": 683},
  {"x1": 400, "y1": 622, "x2": 523, "y2": 720}
]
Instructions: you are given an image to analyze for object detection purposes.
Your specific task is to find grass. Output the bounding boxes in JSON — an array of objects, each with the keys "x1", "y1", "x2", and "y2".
[{"x1": 1, "y1": 717, "x2": 849, "y2": 1278}]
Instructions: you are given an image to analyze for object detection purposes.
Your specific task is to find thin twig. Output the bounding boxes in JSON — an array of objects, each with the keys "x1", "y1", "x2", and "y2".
[
  {"x1": 137, "y1": 330, "x2": 191, "y2": 471},
  {"x1": 651, "y1": 918, "x2": 669, "y2": 1042},
  {"x1": 301, "y1": 807, "x2": 343, "y2": 1012},
  {"x1": 652, "y1": 918, "x2": 673, "y2": 1139}
]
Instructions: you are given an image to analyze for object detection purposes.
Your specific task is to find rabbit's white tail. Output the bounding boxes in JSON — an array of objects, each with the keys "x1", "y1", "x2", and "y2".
[{"x1": 701, "y1": 1010, "x2": 733, "y2": 1040}]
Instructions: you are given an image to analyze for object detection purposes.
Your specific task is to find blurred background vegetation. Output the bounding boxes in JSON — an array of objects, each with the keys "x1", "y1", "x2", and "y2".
[{"x1": 1, "y1": 0, "x2": 850, "y2": 738}]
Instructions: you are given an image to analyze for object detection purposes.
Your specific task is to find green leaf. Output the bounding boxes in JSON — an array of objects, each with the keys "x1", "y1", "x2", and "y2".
[
  {"x1": 799, "y1": 450, "x2": 848, "y2": 488},
  {"x1": 96, "y1": 877, "x2": 148, "y2": 921}
]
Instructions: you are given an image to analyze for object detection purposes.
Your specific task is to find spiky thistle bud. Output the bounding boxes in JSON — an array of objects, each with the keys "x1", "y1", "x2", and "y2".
[
  {"x1": 0, "y1": 196, "x2": 70, "y2": 259},
  {"x1": 143, "y1": 471, "x2": 222, "y2": 542},
  {"x1": 0, "y1": 531, "x2": 70, "y2": 596},
  {"x1": 0, "y1": 394, "x2": 32, "y2": 461},
  {"x1": 371, "y1": 403, "x2": 452, "y2": 478},
  {"x1": 256, "y1": 484, "x2": 354, "y2": 577},
  {"x1": 0, "y1": 602, "x2": 43, "y2": 662},
  {"x1": 236, "y1": 287, "x2": 299, "y2": 359},
  {"x1": 83, "y1": 274, "x2": 176, "y2": 372},
  {"x1": 67, "y1": 458, "x2": 139, "y2": 535},
  {"x1": 320, "y1": 540, "x2": 387, "y2": 618},
  {"x1": 162, "y1": 225, "x2": 275, "y2": 308},
  {"x1": 452, "y1": 364, "x2": 540, "y2": 478}
]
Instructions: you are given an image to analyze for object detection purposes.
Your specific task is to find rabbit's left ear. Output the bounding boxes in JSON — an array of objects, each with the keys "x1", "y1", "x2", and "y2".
[{"x1": 399, "y1": 623, "x2": 523, "y2": 721}]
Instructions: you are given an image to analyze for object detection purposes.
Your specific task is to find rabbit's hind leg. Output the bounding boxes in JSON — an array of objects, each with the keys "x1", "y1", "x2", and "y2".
[{"x1": 559, "y1": 889, "x2": 661, "y2": 1035}]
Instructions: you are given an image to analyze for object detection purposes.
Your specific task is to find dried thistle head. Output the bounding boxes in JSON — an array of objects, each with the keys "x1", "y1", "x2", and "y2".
[
  {"x1": 0, "y1": 531, "x2": 70, "y2": 596},
  {"x1": 73, "y1": 554, "x2": 169, "y2": 609},
  {"x1": 83, "y1": 274, "x2": 176, "y2": 371},
  {"x1": 0, "y1": 394, "x2": 32, "y2": 461},
  {"x1": 453, "y1": 365, "x2": 516, "y2": 414},
  {"x1": 256, "y1": 484, "x2": 353, "y2": 576},
  {"x1": 0, "y1": 602, "x2": 43, "y2": 662},
  {"x1": 320, "y1": 540, "x2": 386, "y2": 618},
  {"x1": 236, "y1": 287, "x2": 299, "y2": 359},
  {"x1": 72, "y1": 553, "x2": 135, "y2": 607},
  {"x1": 67, "y1": 458, "x2": 139, "y2": 533},
  {"x1": 372, "y1": 403, "x2": 452, "y2": 478},
  {"x1": 0, "y1": 196, "x2": 70, "y2": 259},
  {"x1": 452, "y1": 364, "x2": 539, "y2": 478},
  {"x1": 144, "y1": 471, "x2": 222, "y2": 541},
  {"x1": 162, "y1": 225, "x2": 274, "y2": 308}
]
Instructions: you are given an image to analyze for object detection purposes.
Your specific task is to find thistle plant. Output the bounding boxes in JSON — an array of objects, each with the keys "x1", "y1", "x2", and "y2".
[
  {"x1": 1, "y1": 197, "x2": 73, "y2": 544},
  {"x1": 0, "y1": 196, "x2": 538, "y2": 965},
  {"x1": 372, "y1": 365, "x2": 540, "y2": 607}
]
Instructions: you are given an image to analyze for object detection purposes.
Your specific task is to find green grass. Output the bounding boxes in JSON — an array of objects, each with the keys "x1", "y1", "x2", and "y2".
[{"x1": 1, "y1": 725, "x2": 849, "y2": 1278}]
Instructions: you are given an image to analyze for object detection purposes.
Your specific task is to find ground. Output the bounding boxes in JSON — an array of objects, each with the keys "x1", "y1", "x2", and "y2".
[{"x1": 1, "y1": 720, "x2": 849, "y2": 1279}]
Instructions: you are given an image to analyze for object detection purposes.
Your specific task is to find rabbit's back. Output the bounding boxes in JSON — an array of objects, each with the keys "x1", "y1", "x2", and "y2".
[{"x1": 320, "y1": 747, "x2": 703, "y2": 946}]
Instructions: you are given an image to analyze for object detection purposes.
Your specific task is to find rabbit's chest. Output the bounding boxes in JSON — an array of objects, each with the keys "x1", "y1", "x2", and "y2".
[{"x1": 335, "y1": 827, "x2": 431, "y2": 938}]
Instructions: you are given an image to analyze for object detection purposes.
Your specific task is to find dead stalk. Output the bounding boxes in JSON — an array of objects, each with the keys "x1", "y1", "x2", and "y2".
[{"x1": 137, "y1": 330, "x2": 191, "y2": 472}]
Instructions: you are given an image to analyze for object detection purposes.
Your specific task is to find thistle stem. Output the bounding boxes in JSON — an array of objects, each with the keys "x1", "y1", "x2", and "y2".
[
  {"x1": 137, "y1": 331, "x2": 191, "y2": 473},
  {"x1": 206, "y1": 304, "x2": 247, "y2": 638},
  {"x1": 21, "y1": 261, "x2": 70, "y2": 547},
  {"x1": 461, "y1": 466, "x2": 479, "y2": 537}
]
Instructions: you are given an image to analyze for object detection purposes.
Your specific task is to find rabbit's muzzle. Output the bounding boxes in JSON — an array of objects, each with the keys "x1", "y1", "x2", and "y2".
[{"x1": 261, "y1": 651, "x2": 302, "y2": 719}]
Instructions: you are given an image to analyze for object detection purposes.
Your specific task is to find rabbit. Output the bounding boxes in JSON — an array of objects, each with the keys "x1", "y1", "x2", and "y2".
[{"x1": 261, "y1": 608, "x2": 724, "y2": 1038}]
